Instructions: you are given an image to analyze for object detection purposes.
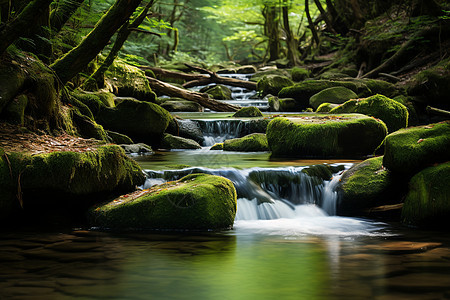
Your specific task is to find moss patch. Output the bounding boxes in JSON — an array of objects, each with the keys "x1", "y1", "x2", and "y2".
[
  {"x1": 267, "y1": 114, "x2": 387, "y2": 157},
  {"x1": 202, "y1": 85, "x2": 232, "y2": 100},
  {"x1": 223, "y1": 133, "x2": 269, "y2": 152},
  {"x1": 88, "y1": 173, "x2": 237, "y2": 230},
  {"x1": 383, "y1": 121, "x2": 450, "y2": 176},
  {"x1": 257, "y1": 75, "x2": 294, "y2": 96},
  {"x1": 210, "y1": 143, "x2": 224, "y2": 150},
  {"x1": 309, "y1": 86, "x2": 358, "y2": 110},
  {"x1": 330, "y1": 94, "x2": 409, "y2": 133},
  {"x1": 316, "y1": 103, "x2": 339, "y2": 112},
  {"x1": 161, "y1": 133, "x2": 202, "y2": 150},
  {"x1": 233, "y1": 106, "x2": 263, "y2": 118},
  {"x1": 291, "y1": 67, "x2": 310, "y2": 82},
  {"x1": 402, "y1": 162, "x2": 450, "y2": 228}
]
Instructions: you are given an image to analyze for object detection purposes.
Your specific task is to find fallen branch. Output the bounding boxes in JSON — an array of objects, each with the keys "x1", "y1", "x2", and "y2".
[
  {"x1": 146, "y1": 76, "x2": 240, "y2": 112},
  {"x1": 426, "y1": 106, "x2": 450, "y2": 118}
]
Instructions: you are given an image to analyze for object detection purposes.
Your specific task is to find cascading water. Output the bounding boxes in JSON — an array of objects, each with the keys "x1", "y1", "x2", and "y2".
[
  {"x1": 143, "y1": 164, "x2": 350, "y2": 221},
  {"x1": 197, "y1": 119, "x2": 247, "y2": 146}
]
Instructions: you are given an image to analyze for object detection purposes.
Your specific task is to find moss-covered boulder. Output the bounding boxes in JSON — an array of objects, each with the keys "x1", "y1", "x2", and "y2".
[
  {"x1": 279, "y1": 80, "x2": 370, "y2": 110},
  {"x1": 105, "y1": 59, "x2": 157, "y2": 102},
  {"x1": 0, "y1": 63, "x2": 26, "y2": 114},
  {"x1": 233, "y1": 106, "x2": 263, "y2": 117},
  {"x1": 269, "y1": 96, "x2": 297, "y2": 112},
  {"x1": 202, "y1": 85, "x2": 232, "y2": 100},
  {"x1": 250, "y1": 69, "x2": 291, "y2": 82},
  {"x1": 3, "y1": 94, "x2": 28, "y2": 125},
  {"x1": 316, "y1": 103, "x2": 339, "y2": 112},
  {"x1": 361, "y1": 79, "x2": 397, "y2": 98},
  {"x1": 223, "y1": 133, "x2": 269, "y2": 152},
  {"x1": 309, "y1": 87, "x2": 358, "y2": 110},
  {"x1": 330, "y1": 94, "x2": 408, "y2": 133},
  {"x1": 236, "y1": 65, "x2": 257, "y2": 74},
  {"x1": 318, "y1": 71, "x2": 350, "y2": 80},
  {"x1": 301, "y1": 164, "x2": 345, "y2": 181},
  {"x1": 120, "y1": 143, "x2": 153, "y2": 154},
  {"x1": 336, "y1": 156, "x2": 400, "y2": 215},
  {"x1": 257, "y1": 75, "x2": 294, "y2": 96},
  {"x1": 267, "y1": 114, "x2": 387, "y2": 157},
  {"x1": 401, "y1": 162, "x2": 450, "y2": 228},
  {"x1": 88, "y1": 173, "x2": 237, "y2": 230},
  {"x1": 160, "y1": 100, "x2": 203, "y2": 112},
  {"x1": 106, "y1": 130, "x2": 134, "y2": 144},
  {"x1": 72, "y1": 111, "x2": 109, "y2": 141},
  {"x1": 291, "y1": 67, "x2": 310, "y2": 82},
  {"x1": 161, "y1": 133, "x2": 202, "y2": 150},
  {"x1": 174, "y1": 119, "x2": 204, "y2": 144},
  {"x1": 97, "y1": 98, "x2": 172, "y2": 145},
  {"x1": 383, "y1": 121, "x2": 450, "y2": 176},
  {"x1": 71, "y1": 90, "x2": 115, "y2": 116},
  {"x1": 210, "y1": 143, "x2": 224, "y2": 150}
]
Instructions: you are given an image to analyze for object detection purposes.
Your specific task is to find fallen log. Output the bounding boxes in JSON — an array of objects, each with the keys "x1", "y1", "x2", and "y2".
[
  {"x1": 140, "y1": 65, "x2": 257, "y2": 90},
  {"x1": 146, "y1": 76, "x2": 241, "y2": 112}
]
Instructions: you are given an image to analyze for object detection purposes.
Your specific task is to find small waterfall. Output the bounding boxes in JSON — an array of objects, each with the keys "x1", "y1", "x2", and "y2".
[
  {"x1": 197, "y1": 119, "x2": 247, "y2": 146},
  {"x1": 143, "y1": 164, "x2": 351, "y2": 219}
]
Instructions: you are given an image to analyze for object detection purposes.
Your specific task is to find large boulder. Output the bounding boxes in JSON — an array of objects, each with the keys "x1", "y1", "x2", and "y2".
[
  {"x1": 279, "y1": 80, "x2": 371, "y2": 110},
  {"x1": 88, "y1": 173, "x2": 237, "y2": 230},
  {"x1": 175, "y1": 119, "x2": 204, "y2": 144},
  {"x1": 402, "y1": 162, "x2": 450, "y2": 228},
  {"x1": 161, "y1": 133, "x2": 202, "y2": 150},
  {"x1": 267, "y1": 114, "x2": 387, "y2": 157},
  {"x1": 223, "y1": 133, "x2": 269, "y2": 152},
  {"x1": 160, "y1": 99, "x2": 203, "y2": 112},
  {"x1": 70, "y1": 90, "x2": 115, "y2": 116},
  {"x1": 105, "y1": 59, "x2": 157, "y2": 102},
  {"x1": 0, "y1": 63, "x2": 26, "y2": 114},
  {"x1": 201, "y1": 85, "x2": 232, "y2": 100},
  {"x1": 383, "y1": 121, "x2": 450, "y2": 176},
  {"x1": 257, "y1": 75, "x2": 294, "y2": 96},
  {"x1": 336, "y1": 156, "x2": 400, "y2": 215},
  {"x1": 330, "y1": 94, "x2": 409, "y2": 133},
  {"x1": 97, "y1": 98, "x2": 172, "y2": 145},
  {"x1": 291, "y1": 67, "x2": 310, "y2": 82},
  {"x1": 316, "y1": 103, "x2": 339, "y2": 113},
  {"x1": 268, "y1": 96, "x2": 298, "y2": 112},
  {"x1": 309, "y1": 86, "x2": 358, "y2": 110},
  {"x1": 233, "y1": 106, "x2": 263, "y2": 117}
]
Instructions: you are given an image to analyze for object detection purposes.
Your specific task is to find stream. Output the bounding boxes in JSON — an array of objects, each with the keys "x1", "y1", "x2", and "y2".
[{"x1": 1, "y1": 77, "x2": 449, "y2": 299}]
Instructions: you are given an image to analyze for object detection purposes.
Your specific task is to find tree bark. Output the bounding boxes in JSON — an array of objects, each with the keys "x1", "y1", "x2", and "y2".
[
  {"x1": 282, "y1": 1, "x2": 301, "y2": 66},
  {"x1": 263, "y1": 4, "x2": 280, "y2": 61},
  {"x1": 312, "y1": 0, "x2": 336, "y2": 34},
  {"x1": 305, "y1": 0, "x2": 320, "y2": 46},
  {"x1": 49, "y1": 0, "x2": 85, "y2": 34},
  {"x1": 50, "y1": 0, "x2": 142, "y2": 85},
  {"x1": 87, "y1": 0, "x2": 154, "y2": 88},
  {"x1": 146, "y1": 76, "x2": 240, "y2": 112},
  {"x1": 0, "y1": 0, "x2": 53, "y2": 55}
]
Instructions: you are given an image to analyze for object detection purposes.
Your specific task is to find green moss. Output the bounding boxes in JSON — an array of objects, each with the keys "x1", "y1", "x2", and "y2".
[
  {"x1": 257, "y1": 75, "x2": 294, "y2": 96},
  {"x1": 223, "y1": 133, "x2": 269, "y2": 152},
  {"x1": 96, "y1": 98, "x2": 173, "y2": 145},
  {"x1": 279, "y1": 80, "x2": 370, "y2": 110},
  {"x1": 383, "y1": 121, "x2": 450, "y2": 176},
  {"x1": 318, "y1": 71, "x2": 350, "y2": 80},
  {"x1": 361, "y1": 79, "x2": 397, "y2": 97},
  {"x1": 0, "y1": 63, "x2": 27, "y2": 114},
  {"x1": 203, "y1": 85, "x2": 232, "y2": 100},
  {"x1": 72, "y1": 111, "x2": 109, "y2": 141},
  {"x1": 106, "y1": 130, "x2": 134, "y2": 144},
  {"x1": 250, "y1": 69, "x2": 291, "y2": 82},
  {"x1": 3, "y1": 94, "x2": 28, "y2": 125},
  {"x1": 266, "y1": 114, "x2": 387, "y2": 157},
  {"x1": 337, "y1": 156, "x2": 399, "y2": 215},
  {"x1": 291, "y1": 67, "x2": 310, "y2": 82},
  {"x1": 71, "y1": 91, "x2": 107, "y2": 116},
  {"x1": 233, "y1": 106, "x2": 263, "y2": 118},
  {"x1": 161, "y1": 133, "x2": 202, "y2": 150},
  {"x1": 330, "y1": 94, "x2": 409, "y2": 133},
  {"x1": 309, "y1": 87, "x2": 358, "y2": 110},
  {"x1": 210, "y1": 143, "x2": 224, "y2": 150},
  {"x1": 160, "y1": 100, "x2": 203, "y2": 112},
  {"x1": 88, "y1": 173, "x2": 237, "y2": 230},
  {"x1": 301, "y1": 164, "x2": 345, "y2": 181},
  {"x1": 68, "y1": 95, "x2": 95, "y2": 120},
  {"x1": 402, "y1": 162, "x2": 450, "y2": 228},
  {"x1": 316, "y1": 103, "x2": 338, "y2": 112}
]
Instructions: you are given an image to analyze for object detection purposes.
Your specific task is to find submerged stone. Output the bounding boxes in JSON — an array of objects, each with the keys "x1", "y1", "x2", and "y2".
[
  {"x1": 233, "y1": 106, "x2": 263, "y2": 117},
  {"x1": 309, "y1": 86, "x2": 358, "y2": 110},
  {"x1": 383, "y1": 121, "x2": 450, "y2": 176},
  {"x1": 89, "y1": 173, "x2": 237, "y2": 230},
  {"x1": 330, "y1": 94, "x2": 409, "y2": 133},
  {"x1": 402, "y1": 162, "x2": 450, "y2": 228},
  {"x1": 266, "y1": 114, "x2": 387, "y2": 157},
  {"x1": 223, "y1": 133, "x2": 269, "y2": 152}
]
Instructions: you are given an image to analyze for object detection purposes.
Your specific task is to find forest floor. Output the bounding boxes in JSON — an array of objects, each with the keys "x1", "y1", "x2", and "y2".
[{"x1": 0, "y1": 122, "x2": 103, "y2": 155}]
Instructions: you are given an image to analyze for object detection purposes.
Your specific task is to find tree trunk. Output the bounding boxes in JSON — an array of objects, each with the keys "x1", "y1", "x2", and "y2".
[
  {"x1": 282, "y1": 1, "x2": 301, "y2": 66},
  {"x1": 146, "y1": 76, "x2": 240, "y2": 112},
  {"x1": 50, "y1": 0, "x2": 142, "y2": 85},
  {"x1": 87, "y1": 0, "x2": 154, "y2": 89},
  {"x1": 49, "y1": 0, "x2": 85, "y2": 34},
  {"x1": 0, "y1": 0, "x2": 53, "y2": 55},
  {"x1": 263, "y1": 4, "x2": 280, "y2": 62},
  {"x1": 312, "y1": 0, "x2": 336, "y2": 34},
  {"x1": 305, "y1": 0, "x2": 319, "y2": 46}
]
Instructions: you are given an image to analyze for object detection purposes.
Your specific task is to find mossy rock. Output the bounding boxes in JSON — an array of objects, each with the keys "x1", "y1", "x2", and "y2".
[
  {"x1": 71, "y1": 91, "x2": 107, "y2": 116},
  {"x1": 223, "y1": 133, "x2": 269, "y2": 152},
  {"x1": 317, "y1": 71, "x2": 350, "y2": 80},
  {"x1": 316, "y1": 103, "x2": 339, "y2": 113},
  {"x1": 0, "y1": 63, "x2": 26, "y2": 114},
  {"x1": 246, "y1": 118, "x2": 271, "y2": 133},
  {"x1": 3, "y1": 94, "x2": 28, "y2": 125},
  {"x1": 97, "y1": 98, "x2": 172, "y2": 145},
  {"x1": 236, "y1": 65, "x2": 257, "y2": 74},
  {"x1": 107, "y1": 130, "x2": 134, "y2": 144},
  {"x1": 301, "y1": 164, "x2": 345, "y2": 181},
  {"x1": 202, "y1": 85, "x2": 232, "y2": 100},
  {"x1": 257, "y1": 75, "x2": 294, "y2": 96},
  {"x1": 250, "y1": 69, "x2": 291, "y2": 82},
  {"x1": 330, "y1": 94, "x2": 409, "y2": 133},
  {"x1": 360, "y1": 79, "x2": 397, "y2": 98},
  {"x1": 309, "y1": 87, "x2": 358, "y2": 110},
  {"x1": 383, "y1": 121, "x2": 450, "y2": 176},
  {"x1": 267, "y1": 114, "x2": 387, "y2": 157},
  {"x1": 210, "y1": 143, "x2": 224, "y2": 150},
  {"x1": 72, "y1": 111, "x2": 109, "y2": 141},
  {"x1": 88, "y1": 173, "x2": 237, "y2": 230},
  {"x1": 401, "y1": 162, "x2": 450, "y2": 228},
  {"x1": 173, "y1": 119, "x2": 204, "y2": 144},
  {"x1": 336, "y1": 156, "x2": 400, "y2": 215},
  {"x1": 291, "y1": 67, "x2": 310, "y2": 82},
  {"x1": 161, "y1": 133, "x2": 202, "y2": 150},
  {"x1": 105, "y1": 59, "x2": 157, "y2": 102},
  {"x1": 233, "y1": 106, "x2": 263, "y2": 117},
  {"x1": 160, "y1": 100, "x2": 203, "y2": 112},
  {"x1": 120, "y1": 143, "x2": 153, "y2": 154},
  {"x1": 279, "y1": 80, "x2": 370, "y2": 110},
  {"x1": 68, "y1": 96, "x2": 95, "y2": 120}
]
